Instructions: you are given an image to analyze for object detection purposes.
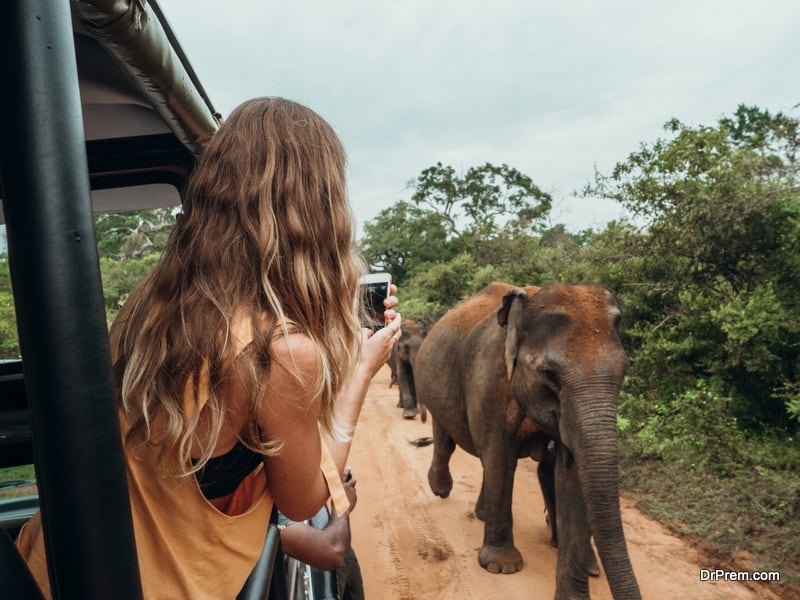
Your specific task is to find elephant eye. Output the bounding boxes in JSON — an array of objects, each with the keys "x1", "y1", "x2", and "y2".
[{"x1": 538, "y1": 366, "x2": 561, "y2": 391}]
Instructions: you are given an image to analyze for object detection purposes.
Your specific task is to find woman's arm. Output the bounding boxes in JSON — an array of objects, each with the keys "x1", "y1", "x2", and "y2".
[
  {"x1": 259, "y1": 333, "x2": 329, "y2": 522},
  {"x1": 260, "y1": 291, "x2": 400, "y2": 521},
  {"x1": 321, "y1": 314, "x2": 400, "y2": 472},
  {"x1": 279, "y1": 469, "x2": 358, "y2": 570},
  {"x1": 279, "y1": 515, "x2": 351, "y2": 571}
]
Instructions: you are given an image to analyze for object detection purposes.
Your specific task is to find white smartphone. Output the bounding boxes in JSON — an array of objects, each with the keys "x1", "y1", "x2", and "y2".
[{"x1": 359, "y1": 272, "x2": 392, "y2": 329}]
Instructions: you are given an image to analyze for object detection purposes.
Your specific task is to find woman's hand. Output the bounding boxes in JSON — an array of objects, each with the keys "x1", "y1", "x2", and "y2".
[
  {"x1": 341, "y1": 468, "x2": 357, "y2": 514},
  {"x1": 360, "y1": 315, "x2": 400, "y2": 378},
  {"x1": 359, "y1": 284, "x2": 401, "y2": 378},
  {"x1": 382, "y1": 283, "x2": 399, "y2": 323}
]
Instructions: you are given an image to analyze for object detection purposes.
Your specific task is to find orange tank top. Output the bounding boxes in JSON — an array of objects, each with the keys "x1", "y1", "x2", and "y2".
[
  {"x1": 18, "y1": 421, "x2": 347, "y2": 599},
  {"x1": 17, "y1": 295, "x2": 349, "y2": 598}
]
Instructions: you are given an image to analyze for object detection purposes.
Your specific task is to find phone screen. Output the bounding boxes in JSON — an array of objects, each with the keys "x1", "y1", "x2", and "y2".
[
  {"x1": 359, "y1": 274, "x2": 391, "y2": 329},
  {"x1": 364, "y1": 281, "x2": 388, "y2": 316}
]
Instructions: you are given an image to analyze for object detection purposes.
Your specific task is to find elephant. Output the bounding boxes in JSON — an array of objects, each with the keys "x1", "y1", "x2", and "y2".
[
  {"x1": 415, "y1": 282, "x2": 640, "y2": 599},
  {"x1": 388, "y1": 319, "x2": 426, "y2": 420}
]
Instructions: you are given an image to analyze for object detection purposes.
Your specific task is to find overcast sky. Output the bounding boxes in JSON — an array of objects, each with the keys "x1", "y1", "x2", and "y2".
[{"x1": 160, "y1": 0, "x2": 799, "y2": 234}]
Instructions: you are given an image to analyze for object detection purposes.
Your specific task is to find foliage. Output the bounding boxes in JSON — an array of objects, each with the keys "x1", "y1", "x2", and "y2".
[
  {"x1": 586, "y1": 105, "x2": 800, "y2": 430},
  {"x1": 777, "y1": 382, "x2": 800, "y2": 426},
  {"x1": 409, "y1": 162, "x2": 553, "y2": 239},
  {"x1": 399, "y1": 253, "x2": 477, "y2": 325},
  {"x1": 0, "y1": 465, "x2": 37, "y2": 500},
  {"x1": 0, "y1": 256, "x2": 19, "y2": 359},
  {"x1": 360, "y1": 162, "x2": 553, "y2": 285},
  {"x1": 360, "y1": 200, "x2": 453, "y2": 284},
  {"x1": 96, "y1": 209, "x2": 171, "y2": 323},
  {"x1": 619, "y1": 379, "x2": 800, "y2": 587},
  {"x1": 99, "y1": 253, "x2": 160, "y2": 325},
  {"x1": 0, "y1": 209, "x2": 170, "y2": 357},
  {"x1": 95, "y1": 208, "x2": 175, "y2": 260},
  {"x1": 622, "y1": 380, "x2": 747, "y2": 473}
]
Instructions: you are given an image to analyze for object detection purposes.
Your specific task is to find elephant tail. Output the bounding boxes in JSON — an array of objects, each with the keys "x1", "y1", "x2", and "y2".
[{"x1": 420, "y1": 401, "x2": 427, "y2": 424}]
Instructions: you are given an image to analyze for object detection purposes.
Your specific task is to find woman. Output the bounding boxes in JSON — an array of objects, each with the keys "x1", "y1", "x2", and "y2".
[{"x1": 18, "y1": 97, "x2": 400, "y2": 598}]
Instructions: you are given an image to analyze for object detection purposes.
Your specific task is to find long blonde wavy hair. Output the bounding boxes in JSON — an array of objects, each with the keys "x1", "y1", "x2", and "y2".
[{"x1": 113, "y1": 97, "x2": 364, "y2": 476}]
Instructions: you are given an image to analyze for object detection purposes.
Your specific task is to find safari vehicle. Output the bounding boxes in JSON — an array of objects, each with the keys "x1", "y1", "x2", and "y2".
[{"x1": 0, "y1": 1, "x2": 361, "y2": 598}]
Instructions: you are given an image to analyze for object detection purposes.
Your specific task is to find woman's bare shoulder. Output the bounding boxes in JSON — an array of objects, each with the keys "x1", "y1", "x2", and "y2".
[
  {"x1": 258, "y1": 331, "x2": 322, "y2": 433},
  {"x1": 270, "y1": 331, "x2": 319, "y2": 371},
  {"x1": 265, "y1": 332, "x2": 321, "y2": 406}
]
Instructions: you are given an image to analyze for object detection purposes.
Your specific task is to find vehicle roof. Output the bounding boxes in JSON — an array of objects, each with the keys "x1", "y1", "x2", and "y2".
[{"x1": 0, "y1": 0, "x2": 220, "y2": 222}]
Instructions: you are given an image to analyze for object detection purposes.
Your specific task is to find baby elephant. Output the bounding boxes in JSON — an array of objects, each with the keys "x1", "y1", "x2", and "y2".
[
  {"x1": 415, "y1": 282, "x2": 640, "y2": 600},
  {"x1": 388, "y1": 319, "x2": 426, "y2": 420}
]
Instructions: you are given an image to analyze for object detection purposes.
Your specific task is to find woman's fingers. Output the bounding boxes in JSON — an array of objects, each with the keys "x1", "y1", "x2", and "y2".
[
  {"x1": 383, "y1": 284, "x2": 399, "y2": 323},
  {"x1": 385, "y1": 313, "x2": 402, "y2": 343},
  {"x1": 358, "y1": 313, "x2": 401, "y2": 377}
]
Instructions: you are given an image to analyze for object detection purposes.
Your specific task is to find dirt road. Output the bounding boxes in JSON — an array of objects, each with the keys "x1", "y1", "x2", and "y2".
[{"x1": 348, "y1": 366, "x2": 786, "y2": 600}]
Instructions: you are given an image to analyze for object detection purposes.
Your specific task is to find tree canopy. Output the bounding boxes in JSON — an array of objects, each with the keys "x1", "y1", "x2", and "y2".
[
  {"x1": 360, "y1": 162, "x2": 553, "y2": 284},
  {"x1": 585, "y1": 105, "x2": 800, "y2": 429}
]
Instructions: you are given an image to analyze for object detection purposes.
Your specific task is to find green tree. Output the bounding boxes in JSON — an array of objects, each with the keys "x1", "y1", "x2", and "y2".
[
  {"x1": 586, "y1": 104, "x2": 800, "y2": 429},
  {"x1": 359, "y1": 201, "x2": 452, "y2": 284},
  {"x1": 410, "y1": 162, "x2": 552, "y2": 238},
  {"x1": 360, "y1": 163, "x2": 552, "y2": 286},
  {"x1": 589, "y1": 106, "x2": 799, "y2": 293},
  {"x1": 99, "y1": 253, "x2": 161, "y2": 325},
  {"x1": 95, "y1": 208, "x2": 175, "y2": 260}
]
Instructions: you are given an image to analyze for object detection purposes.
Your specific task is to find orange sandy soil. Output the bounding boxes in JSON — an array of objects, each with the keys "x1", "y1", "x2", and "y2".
[{"x1": 348, "y1": 366, "x2": 791, "y2": 600}]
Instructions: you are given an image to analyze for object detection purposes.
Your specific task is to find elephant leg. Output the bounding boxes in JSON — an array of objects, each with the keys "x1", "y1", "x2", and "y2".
[
  {"x1": 553, "y1": 442, "x2": 595, "y2": 600},
  {"x1": 399, "y1": 363, "x2": 419, "y2": 419},
  {"x1": 537, "y1": 450, "x2": 557, "y2": 549},
  {"x1": 427, "y1": 419, "x2": 455, "y2": 498},
  {"x1": 408, "y1": 370, "x2": 419, "y2": 417},
  {"x1": 392, "y1": 353, "x2": 401, "y2": 402},
  {"x1": 477, "y1": 447, "x2": 523, "y2": 574}
]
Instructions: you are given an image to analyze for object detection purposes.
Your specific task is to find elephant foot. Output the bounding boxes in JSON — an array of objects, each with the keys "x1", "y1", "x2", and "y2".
[
  {"x1": 478, "y1": 543, "x2": 523, "y2": 574},
  {"x1": 427, "y1": 465, "x2": 453, "y2": 498},
  {"x1": 396, "y1": 398, "x2": 402, "y2": 408},
  {"x1": 402, "y1": 407, "x2": 419, "y2": 419}
]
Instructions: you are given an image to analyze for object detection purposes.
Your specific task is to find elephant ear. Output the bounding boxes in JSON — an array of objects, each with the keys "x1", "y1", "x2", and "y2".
[{"x1": 498, "y1": 288, "x2": 526, "y2": 381}]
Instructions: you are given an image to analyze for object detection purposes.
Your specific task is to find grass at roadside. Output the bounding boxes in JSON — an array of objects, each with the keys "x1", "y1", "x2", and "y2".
[
  {"x1": 619, "y1": 436, "x2": 800, "y2": 594},
  {"x1": 0, "y1": 464, "x2": 37, "y2": 499}
]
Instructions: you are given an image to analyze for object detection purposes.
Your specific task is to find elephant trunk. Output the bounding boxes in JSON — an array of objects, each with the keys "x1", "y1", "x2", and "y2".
[{"x1": 565, "y1": 383, "x2": 641, "y2": 600}]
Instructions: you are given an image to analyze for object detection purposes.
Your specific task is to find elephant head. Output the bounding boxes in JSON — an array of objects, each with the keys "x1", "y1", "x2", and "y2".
[
  {"x1": 396, "y1": 320, "x2": 425, "y2": 370},
  {"x1": 497, "y1": 284, "x2": 639, "y2": 598},
  {"x1": 394, "y1": 320, "x2": 427, "y2": 420}
]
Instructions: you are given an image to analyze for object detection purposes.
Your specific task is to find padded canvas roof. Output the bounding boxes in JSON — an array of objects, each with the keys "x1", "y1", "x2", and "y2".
[{"x1": 0, "y1": 0, "x2": 220, "y2": 222}]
